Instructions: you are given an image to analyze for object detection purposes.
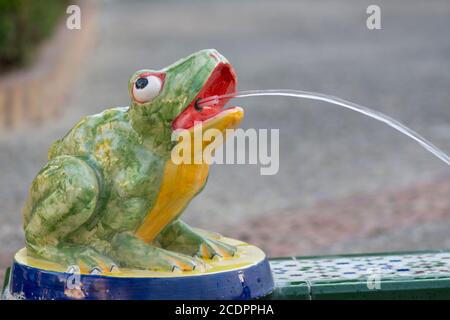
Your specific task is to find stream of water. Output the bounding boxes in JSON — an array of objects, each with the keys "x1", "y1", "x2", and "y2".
[{"x1": 197, "y1": 89, "x2": 450, "y2": 166}]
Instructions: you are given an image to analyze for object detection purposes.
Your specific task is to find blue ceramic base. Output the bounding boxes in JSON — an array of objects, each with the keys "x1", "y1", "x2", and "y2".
[{"x1": 6, "y1": 243, "x2": 274, "y2": 300}]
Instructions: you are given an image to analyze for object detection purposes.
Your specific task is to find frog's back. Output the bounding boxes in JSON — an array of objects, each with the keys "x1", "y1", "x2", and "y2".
[{"x1": 49, "y1": 107, "x2": 139, "y2": 164}]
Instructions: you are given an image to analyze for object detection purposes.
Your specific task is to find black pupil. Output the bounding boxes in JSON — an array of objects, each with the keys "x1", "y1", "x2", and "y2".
[{"x1": 135, "y1": 77, "x2": 148, "y2": 89}]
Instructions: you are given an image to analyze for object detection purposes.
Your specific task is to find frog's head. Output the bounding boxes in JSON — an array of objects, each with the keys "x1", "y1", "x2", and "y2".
[{"x1": 129, "y1": 49, "x2": 243, "y2": 152}]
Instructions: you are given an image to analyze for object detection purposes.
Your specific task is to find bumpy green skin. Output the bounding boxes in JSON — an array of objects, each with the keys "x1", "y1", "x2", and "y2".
[{"x1": 22, "y1": 50, "x2": 236, "y2": 272}]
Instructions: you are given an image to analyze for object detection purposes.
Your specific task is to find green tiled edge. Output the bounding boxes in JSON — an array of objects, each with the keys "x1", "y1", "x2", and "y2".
[
  {"x1": 310, "y1": 279, "x2": 450, "y2": 299},
  {"x1": 268, "y1": 250, "x2": 450, "y2": 300},
  {"x1": 269, "y1": 283, "x2": 310, "y2": 300}
]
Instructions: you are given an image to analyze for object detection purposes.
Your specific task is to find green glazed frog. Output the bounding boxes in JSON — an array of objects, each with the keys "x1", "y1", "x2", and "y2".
[{"x1": 23, "y1": 49, "x2": 244, "y2": 273}]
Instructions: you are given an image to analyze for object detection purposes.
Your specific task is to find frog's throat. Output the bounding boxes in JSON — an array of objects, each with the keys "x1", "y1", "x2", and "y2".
[
  {"x1": 135, "y1": 108, "x2": 243, "y2": 243},
  {"x1": 135, "y1": 160, "x2": 209, "y2": 243}
]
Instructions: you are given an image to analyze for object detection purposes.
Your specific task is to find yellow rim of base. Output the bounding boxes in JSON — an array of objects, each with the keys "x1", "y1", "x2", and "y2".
[{"x1": 14, "y1": 237, "x2": 266, "y2": 278}]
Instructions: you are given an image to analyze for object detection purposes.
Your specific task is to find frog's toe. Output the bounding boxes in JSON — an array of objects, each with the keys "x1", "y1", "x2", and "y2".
[
  {"x1": 89, "y1": 267, "x2": 103, "y2": 275},
  {"x1": 89, "y1": 264, "x2": 120, "y2": 274},
  {"x1": 164, "y1": 251, "x2": 206, "y2": 272},
  {"x1": 109, "y1": 264, "x2": 120, "y2": 273},
  {"x1": 197, "y1": 238, "x2": 237, "y2": 260},
  {"x1": 77, "y1": 249, "x2": 119, "y2": 274}
]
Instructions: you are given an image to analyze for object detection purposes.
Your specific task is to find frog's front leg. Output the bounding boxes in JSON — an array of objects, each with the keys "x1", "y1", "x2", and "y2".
[
  {"x1": 110, "y1": 232, "x2": 205, "y2": 271},
  {"x1": 154, "y1": 220, "x2": 237, "y2": 259}
]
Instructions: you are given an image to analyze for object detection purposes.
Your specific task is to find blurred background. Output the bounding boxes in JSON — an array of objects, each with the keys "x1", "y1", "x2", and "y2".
[{"x1": 1, "y1": 0, "x2": 450, "y2": 279}]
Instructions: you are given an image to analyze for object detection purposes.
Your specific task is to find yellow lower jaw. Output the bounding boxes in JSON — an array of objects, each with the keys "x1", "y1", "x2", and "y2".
[
  {"x1": 188, "y1": 107, "x2": 244, "y2": 152},
  {"x1": 196, "y1": 107, "x2": 244, "y2": 133}
]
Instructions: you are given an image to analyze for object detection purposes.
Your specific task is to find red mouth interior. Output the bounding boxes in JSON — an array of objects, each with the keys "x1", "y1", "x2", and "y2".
[{"x1": 172, "y1": 62, "x2": 237, "y2": 130}]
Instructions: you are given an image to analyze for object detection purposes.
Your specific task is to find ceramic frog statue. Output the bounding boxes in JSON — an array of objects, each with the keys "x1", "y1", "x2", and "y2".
[{"x1": 23, "y1": 49, "x2": 244, "y2": 273}]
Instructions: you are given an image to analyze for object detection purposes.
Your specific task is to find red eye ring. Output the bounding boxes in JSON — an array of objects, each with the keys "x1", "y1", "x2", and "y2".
[{"x1": 135, "y1": 72, "x2": 166, "y2": 85}]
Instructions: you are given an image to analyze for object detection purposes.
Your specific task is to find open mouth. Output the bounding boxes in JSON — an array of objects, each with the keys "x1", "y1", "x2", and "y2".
[{"x1": 172, "y1": 62, "x2": 240, "y2": 130}]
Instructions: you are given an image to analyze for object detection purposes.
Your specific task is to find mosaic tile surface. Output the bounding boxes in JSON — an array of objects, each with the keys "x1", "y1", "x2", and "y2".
[{"x1": 270, "y1": 252, "x2": 450, "y2": 284}]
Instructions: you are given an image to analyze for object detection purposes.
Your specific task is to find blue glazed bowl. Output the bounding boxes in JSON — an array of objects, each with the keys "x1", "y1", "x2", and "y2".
[{"x1": 7, "y1": 244, "x2": 274, "y2": 300}]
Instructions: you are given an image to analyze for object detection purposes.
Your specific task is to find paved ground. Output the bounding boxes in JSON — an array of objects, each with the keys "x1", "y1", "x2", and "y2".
[
  {"x1": 230, "y1": 178, "x2": 450, "y2": 256},
  {"x1": 1, "y1": 0, "x2": 450, "y2": 280}
]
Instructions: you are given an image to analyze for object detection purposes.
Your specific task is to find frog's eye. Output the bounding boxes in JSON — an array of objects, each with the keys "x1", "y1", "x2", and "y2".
[{"x1": 133, "y1": 75, "x2": 162, "y2": 103}]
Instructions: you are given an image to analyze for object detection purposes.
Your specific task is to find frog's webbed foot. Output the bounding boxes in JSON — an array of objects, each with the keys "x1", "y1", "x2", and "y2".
[
  {"x1": 111, "y1": 232, "x2": 205, "y2": 272},
  {"x1": 26, "y1": 244, "x2": 119, "y2": 275},
  {"x1": 58, "y1": 246, "x2": 119, "y2": 274},
  {"x1": 155, "y1": 220, "x2": 237, "y2": 260},
  {"x1": 71, "y1": 248, "x2": 119, "y2": 274},
  {"x1": 195, "y1": 236, "x2": 237, "y2": 259},
  {"x1": 158, "y1": 249, "x2": 205, "y2": 272}
]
